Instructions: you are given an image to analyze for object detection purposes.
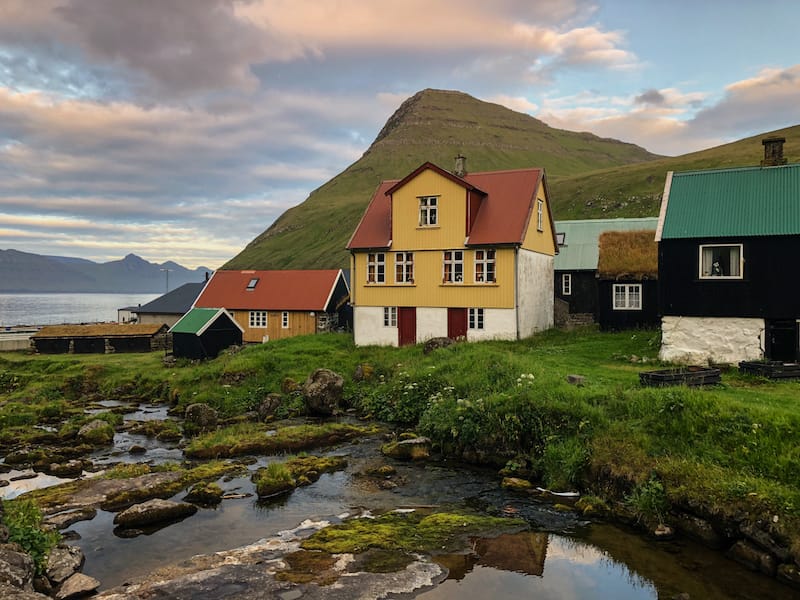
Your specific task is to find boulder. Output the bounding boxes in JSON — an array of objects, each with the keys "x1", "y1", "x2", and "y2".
[
  {"x1": 353, "y1": 364, "x2": 374, "y2": 382},
  {"x1": 0, "y1": 543, "x2": 35, "y2": 589},
  {"x1": 566, "y1": 374, "x2": 585, "y2": 386},
  {"x1": 501, "y1": 477, "x2": 533, "y2": 492},
  {"x1": 45, "y1": 509, "x2": 97, "y2": 531},
  {"x1": 45, "y1": 460, "x2": 86, "y2": 479},
  {"x1": 381, "y1": 437, "x2": 432, "y2": 461},
  {"x1": 257, "y1": 393, "x2": 282, "y2": 421},
  {"x1": 0, "y1": 582, "x2": 50, "y2": 599},
  {"x1": 740, "y1": 522, "x2": 789, "y2": 562},
  {"x1": 183, "y1": 482, "x2": 224, "y2": 506},
  {"x1": 55, "y1": 572, "x2": 100, "y2": 600},
  {"x1": 302, "y1": 369, "x2": 344, "y2": 416},
  {"x1": 113, "y1": 499, "x2": 197, "y2": 529},
  {"x1": 422, "y1": 337, "x2": 454, "y2": 354},
  {"x1": 672, "y1": 512, "x2": 724, "y2": 549},
  {"x1": 45, "y1": 546, "x2": 84, "y2": 585},
  {"x1": 184, "y1": 403, "x2": 218, "y2": 432}
]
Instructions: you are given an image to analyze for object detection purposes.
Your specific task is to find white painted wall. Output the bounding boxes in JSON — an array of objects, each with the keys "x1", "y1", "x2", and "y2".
[
  {"x1": 660, "y1": 316, "x2": 765, "y2": 365},
  {"x1": 467, "y1": 309, "x2": 517, "y2": 341},
  {"x1": 354, "y1": 306, "x2": 397, "y2": 346},
  {"x1": 416, "y1": 307, "x2": 447, "y2": 343},
  {"x1": 517, "y1": 249, "x2": 554, "y2": 338}
]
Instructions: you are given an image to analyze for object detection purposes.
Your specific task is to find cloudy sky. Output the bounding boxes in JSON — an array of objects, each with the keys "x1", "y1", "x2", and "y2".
[{"x1": 1, "y1": 0, "x2": 799, "y2": 269}]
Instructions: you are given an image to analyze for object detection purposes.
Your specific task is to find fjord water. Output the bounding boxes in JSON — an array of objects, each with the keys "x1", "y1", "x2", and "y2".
[
  {"x1": 0, "y1": 293, "x2": 159, "y2": 326},
  {"x1": 60, "y1": 433, "x2": 793, "y2": 599}
]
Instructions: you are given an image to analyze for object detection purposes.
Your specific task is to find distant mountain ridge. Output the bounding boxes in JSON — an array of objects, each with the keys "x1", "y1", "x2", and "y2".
[{"x1": 0, "y1": 250, "x2": 211, "y2": 293}]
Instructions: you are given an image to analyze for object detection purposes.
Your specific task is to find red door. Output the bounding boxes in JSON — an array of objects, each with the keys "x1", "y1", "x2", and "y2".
[
  {"x1": 447, "y1": 308, "x2": 468, "y2": 340},
  {"x1": 398, "y1": 307, "x2": 416, "y2": 346}
]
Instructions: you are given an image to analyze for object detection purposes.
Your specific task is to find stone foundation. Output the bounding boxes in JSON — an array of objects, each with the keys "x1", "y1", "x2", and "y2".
[{"x1": 660, "y1": 316, "x2": 765, "y2": 365}]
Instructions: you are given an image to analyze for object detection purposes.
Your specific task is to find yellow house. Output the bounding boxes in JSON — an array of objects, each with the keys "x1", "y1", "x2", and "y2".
[{"x1": 347, "y1": 159, "x2": 557, "y2": 346}]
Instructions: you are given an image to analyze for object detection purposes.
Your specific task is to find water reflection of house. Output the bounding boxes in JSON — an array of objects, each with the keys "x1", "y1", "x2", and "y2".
[{"x1": 436, "y1": 532, "x2": 549, "y2": 580}]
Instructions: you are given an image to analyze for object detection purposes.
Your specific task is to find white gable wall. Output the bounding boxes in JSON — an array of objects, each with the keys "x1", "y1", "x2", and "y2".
[{"x1": 517, "y1": 249, "x2": 554, "y2": 337}]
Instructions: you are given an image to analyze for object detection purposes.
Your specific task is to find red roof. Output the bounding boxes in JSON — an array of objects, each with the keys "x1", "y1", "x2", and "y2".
[
  {"x1": 347, "y1": 163, "x2": 549, "y2": 249},
  {"x1": 194, "y1": 269, "x2": 344, "y2": 311}
]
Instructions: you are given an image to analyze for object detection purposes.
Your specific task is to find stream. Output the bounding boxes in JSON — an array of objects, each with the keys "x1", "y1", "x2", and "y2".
[{"x1": 2, "y1": 403, "x2": 796, "y2": 599}]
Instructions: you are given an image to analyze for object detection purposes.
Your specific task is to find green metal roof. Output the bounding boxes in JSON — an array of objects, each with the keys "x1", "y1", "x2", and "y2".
[
  {"x1": 660, "y1": 163, "x2": 800, "y2": 239},
  {"x1": 554, "y1": 218, "x2": 658, "y2": 271},
  {"x1": 170, "y1": 308, "x2": 227, "y2": 335}
]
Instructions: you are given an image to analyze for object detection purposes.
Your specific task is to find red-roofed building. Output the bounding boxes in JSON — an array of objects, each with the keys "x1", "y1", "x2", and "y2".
[
  {"x1": 193, "y1": 269, "x2": 350, "y2": 343},
  {"x1": 347, "y1": 158, "x2": 557, "y2": 346}
]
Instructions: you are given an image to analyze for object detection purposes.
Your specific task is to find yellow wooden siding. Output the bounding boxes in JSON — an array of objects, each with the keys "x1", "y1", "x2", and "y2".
[
  {"x1": 391, "y1": 170, "x2": 468, "y2": 250},
  {"x1": 231, "y1": 310, "x2": 318, "y2": 343},
  {"x1": 353, "y1": 248, "x2": 515, "y2": 308},
  {"x1": 521, "y1": 187, "x2": 555, "y2": 255}
]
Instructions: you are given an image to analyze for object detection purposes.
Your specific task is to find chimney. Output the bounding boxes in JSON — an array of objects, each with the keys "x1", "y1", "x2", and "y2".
[
  {"x1": 204, "y1": 271, "x2": 210, "y2": 282},
  {"x1": 761, "y1": 136, "x2": 787, "y2": 167},
  {"x1": 454, "y1": 154, "x2": 467, "y2": 177}
]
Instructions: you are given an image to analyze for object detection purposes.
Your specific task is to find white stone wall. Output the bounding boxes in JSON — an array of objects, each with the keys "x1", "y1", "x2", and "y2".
[
  {"x1": 467, "y1": 309, "x2": 517, "y2": 342},
  {"x1": 353, "y1": 306, "x2": 397, "y2": 346},
  {"x1": 659, "y1": 316, "x2": 765, "y2": 365},
  {"x1": 517, "y1": 249, "x2": 554, "y2": 338},
  {"x1": 416, "y1": 307, "x2": 447, "y2": 343}
]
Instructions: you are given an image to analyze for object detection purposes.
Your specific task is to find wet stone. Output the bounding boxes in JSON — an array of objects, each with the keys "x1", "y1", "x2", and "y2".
[
  {"x1": 0, "y1": 581, "x2": 50, "y2": 599},
  {"x1": 55, "y1": 572, "x2": 100, "y2": 600},
  {"x1": 46, "y1": 546, "x2": 84, "y2": 585},
  {"x1": 113, "y1": 498, "x2": 198, "y2": 529},
  {"x1": 381, "y1": 438, "x2": 431, "y2": 461},
  {"x1": 725, "y1": 540, "x2": 777, "y2": 576},
  {"x1": 0, "y1": 544, "x2": 35, "y2": 589},
  {"x1": 45, "y1": 509, "x2": 97, "y2": 531}
]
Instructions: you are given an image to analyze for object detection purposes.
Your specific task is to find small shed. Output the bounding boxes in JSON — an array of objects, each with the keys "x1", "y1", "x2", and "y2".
[
  {"x1": 170, "y1": 308, "x2": 243, "y2": 359},
  {"x1": 31, "y1": 323, "x2": 169, "y2": 354}
]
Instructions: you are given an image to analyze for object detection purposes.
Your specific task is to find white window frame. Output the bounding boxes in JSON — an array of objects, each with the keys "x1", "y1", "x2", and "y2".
[
  {"x1": 281, "y1": 311, "x2": 289, "y2": 329},
  {"x1": 383, "y1": 306, "x2": 397, "y2": 327},
  {"x1": 419, "y1": 196, "x2": 438, "y2": 227},
  {"x1": 469, "y1": 308, "x2": 484, "y2": 330},
  {"x1": 537, "y1": 199, "x2": 544, "y2": 232},
  {"x1": 562, "y1": 273, "x2": 572, "y2": 296},
  {"x1": 249, "y1": 310, "x2": 268, "y2": 328},
  {"x1": 474, "y1": 249, "x2": 496, "y2": 283},
  {"x1": 367, "y1": 252, "x2": 385, "y2": 284},
  {"x1": 443, "y1": 250, "x2": 464, "y2": 283},
  {"x1": 612, "y1": 284, "x2": 642, "y2": 311},
  {"x1": 394, "y1": 252, "x2": 414, "y2": 283},
  {"x1": 698, "y1": 244, "x2": 743, "y2": 279}
]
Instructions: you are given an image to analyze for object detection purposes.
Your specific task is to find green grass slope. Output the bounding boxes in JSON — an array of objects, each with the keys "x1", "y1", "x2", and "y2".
[
  {"x1": 550, "y1": 124, "x2": 800, "y2": 219},
  {"x1": 224, "y1": 89, "x2": 660, "y2": 270}
]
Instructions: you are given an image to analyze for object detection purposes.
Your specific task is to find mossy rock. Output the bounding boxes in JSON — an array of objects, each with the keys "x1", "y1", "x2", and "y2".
[
  {"x1": 183, "y1": 482, "x2": 224, "y2": 506},
  {"x1": 76, "y1": 420, "x2": 115, "y2": 446},
  {"x1": 381, "y1": 437, "x2": 431, "y2": 461},
  {"x1": 501, "y1": 477, "x2": 533, "y2": 492}
]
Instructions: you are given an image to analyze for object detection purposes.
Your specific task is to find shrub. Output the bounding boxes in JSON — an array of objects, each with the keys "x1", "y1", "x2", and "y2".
[
  {"x1": 626, "y1": 476, "x2": 669, "y2": 525},
  {"x1": 2, "y1": 499, "x2": 60, "y2": 574},
  {"x1": 539, "y1": 437, "x2": 589, "y2": 491}
]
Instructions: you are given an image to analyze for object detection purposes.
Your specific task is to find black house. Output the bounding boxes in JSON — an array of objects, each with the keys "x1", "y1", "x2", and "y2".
[
  {"x1": 170, "y1": 308, "x2": 243, "y2": 359},
  {"x1": 554, "y1": 218, "x2": 658, "y2": 326},
  {"x1": 656, "y1": 137, "x2": 800, "y2": 364}
]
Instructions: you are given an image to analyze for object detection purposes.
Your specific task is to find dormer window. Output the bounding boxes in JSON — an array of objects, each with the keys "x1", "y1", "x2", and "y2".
[
  {"x1": 246, "y1": 278, "x2": 259, "y2": 290},
  {"x1": 419, "y1": 196, "x2": 438, "y2": 227}
]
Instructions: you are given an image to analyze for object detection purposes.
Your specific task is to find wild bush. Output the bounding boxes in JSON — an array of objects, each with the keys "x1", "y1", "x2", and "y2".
[{"x1": 2, "y1": 499, "x2": 60, "y2": 574}]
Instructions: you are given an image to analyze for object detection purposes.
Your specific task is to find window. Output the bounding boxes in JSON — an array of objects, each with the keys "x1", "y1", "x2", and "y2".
[
  {"x1": 556, "y1": 232, "x2": 566, "y2": 246},
  {"x1": 367, "y1": 252, "x2": 385, "y2": 283},
  {"x1": 443, "y1": 250, "x2": 464, "y2": 283},
  {"x1": 383, "y1": 306, "x2": 397, "y2": 327},
  {"x1": 699, "y1": 244, "x2": 743, "y2": 279},
  {"x1": 281, "y1": 311, "x2": 289, "y2": 329},
  {"x1": 419, "y1": 196, "x2": 438, "y2": 226},
  {"x1": 395, "y1": 252, "x2": 414, "y2": 283},
  {"x1": 537, "y1": 199, "x2": 544, "y2": 231},
  {"x1": 613, "y1": 284, "x2": 642, "y2": 310},
  {"x1": 249, "y1": 311, "x2": 268, "y2": 327},
  {"x1": 246, "y1": 278, "x2": 259, "y2": 290},
  {"x1": 469, "y1": 308, "x2": 484, "y2": 330},
  {"x1": 474, "y1": 249, "x2": 496, "y2": 283},
  {"x1": 562, "y1": 273, "x2": 572, "y2": 296}
]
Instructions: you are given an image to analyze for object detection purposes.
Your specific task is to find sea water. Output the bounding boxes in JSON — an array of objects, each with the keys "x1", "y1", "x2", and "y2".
[{"x1": 0, "y1": 293, "x2": 159, "y2": 327}]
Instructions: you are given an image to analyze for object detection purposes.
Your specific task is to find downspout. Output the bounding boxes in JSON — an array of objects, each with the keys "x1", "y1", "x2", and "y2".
[{"x1": 514, "y1": 247, "x2": 520, "y2": 340}]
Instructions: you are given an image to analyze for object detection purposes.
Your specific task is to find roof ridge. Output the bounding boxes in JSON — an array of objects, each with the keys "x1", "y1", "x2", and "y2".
[{"x1": 674, "y1": 162, "x2": 800, "y2": 177}]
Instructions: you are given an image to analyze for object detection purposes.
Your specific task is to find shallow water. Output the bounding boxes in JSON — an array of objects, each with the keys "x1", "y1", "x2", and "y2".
[{"x1": 57, "y1": 434, "x2": 797, "y2": 599}]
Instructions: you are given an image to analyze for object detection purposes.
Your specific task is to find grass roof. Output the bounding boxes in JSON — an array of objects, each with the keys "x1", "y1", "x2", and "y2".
[
  {"x1": 597, "y1": 230, "x2": 658, "y2": 279},
  {"x1": 33, "y1": 323, "x2": 167, "y2": 338}
]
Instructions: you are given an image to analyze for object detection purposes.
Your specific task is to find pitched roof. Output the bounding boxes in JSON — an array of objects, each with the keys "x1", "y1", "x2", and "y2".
[
  {"x1": 554, "y1": 218, "x2": 659, "y2": 271},
  {"x1": 193, "y1": 269, "x2": 345, "y2": 311},
  {"x1": 33, "y1": 323, "x2": 166, "y2": 338},
  {"x1": 597, "y1": 230, "x2": 658, "y2": 279},
  {"x1": 657, "y1": 163, "x2": 800, "y2": 240},
  {"x1": 347, "y1": 164, "x2": 553, "y2": 250},
  {"x1": 170, "y1": 308, "x2": 242, "y2": 335},
  {"x1": 135, "y1": 282, "x2": 204, "y2": 315}
]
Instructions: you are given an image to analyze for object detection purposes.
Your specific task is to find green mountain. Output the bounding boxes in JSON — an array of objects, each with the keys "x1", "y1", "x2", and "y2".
[
  {"x1": 225, "y1": 88, "x2": 799, "y2": 270},
  {"x1": 224, "y1": 88, "x2": 660, "y2": 270}
]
